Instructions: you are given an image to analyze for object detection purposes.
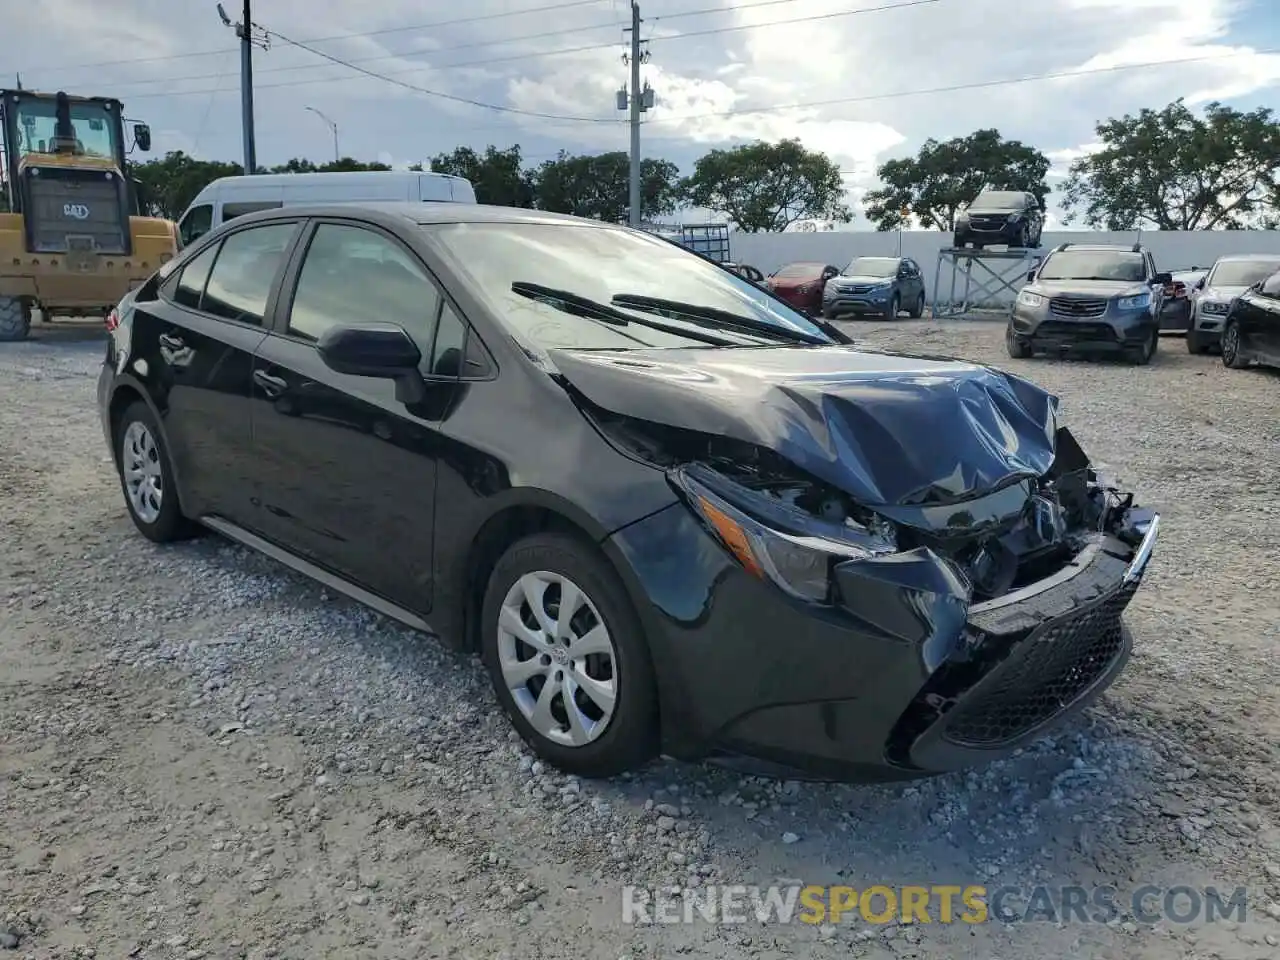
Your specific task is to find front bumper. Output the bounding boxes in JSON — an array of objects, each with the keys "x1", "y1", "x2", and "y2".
[
  {"x1": 1010, "y1": 300, "x2": 1155, "y2": 354},
  {"x1": 606, "y1": 500, "x2": 1158, "y2": 781},
  {"x1": 822, "y1": 286, "x2": 895, "y2": 316},
  {"x1": 1191, "y1": 304, "x2": 1230, "y2": 342}
]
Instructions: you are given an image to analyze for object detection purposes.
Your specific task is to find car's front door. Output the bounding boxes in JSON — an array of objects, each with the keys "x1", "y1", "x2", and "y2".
[
  {"x1": 1248, "y1": 272, "x2": 1280, "y2": 360},
  {"x1": 134, "y1": 219, "x2": 301, "y2": 524},
  {"x1": 248, "y1": 218, "x2": 459, "y2": 612}
]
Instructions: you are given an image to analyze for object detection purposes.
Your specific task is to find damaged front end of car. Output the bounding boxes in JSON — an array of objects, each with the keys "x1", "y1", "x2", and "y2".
[{"x1": 587, "y1": 402, "x2": 1158, "y2": 776}]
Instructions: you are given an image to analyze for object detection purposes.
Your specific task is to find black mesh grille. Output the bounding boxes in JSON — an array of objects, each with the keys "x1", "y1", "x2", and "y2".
[
  {"x1": 23, "y1": 167, "x2": 128, "y2": 254},
  {"x1": 941, "y1": 583, "x2": 1136, "y2": 747}
]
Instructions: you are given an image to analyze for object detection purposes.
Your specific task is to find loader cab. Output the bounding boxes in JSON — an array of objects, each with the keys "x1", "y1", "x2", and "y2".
[{"x1": 0, "y1": 89, "x2": 150, "y2": 255}]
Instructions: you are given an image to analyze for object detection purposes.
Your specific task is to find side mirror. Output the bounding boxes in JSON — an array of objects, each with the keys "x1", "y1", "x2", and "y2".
[
  {"x1": 317, "y1": 323, "x2": 425, "y2": 403},
  {"x1": 1194, "y1": 277, "x2": 1206, "y2": 291},
  {"x1": 1026, "y1": 270, "x2": 1036, "y2": 282},
  {"x1": 133, "y1": 123, "x2": 152, "y2": 152},
  {"x1": 1153, "y1": 272, "x2": 1172, "y2": 286}
]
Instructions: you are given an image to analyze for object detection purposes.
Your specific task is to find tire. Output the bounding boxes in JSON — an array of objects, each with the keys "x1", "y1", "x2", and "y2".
[
  {"x1": 112, "y1": 400, "x2": 200, "y2": 543},
  {"x1": 1005, "y1": 324, "x2": 1032, "y2": 358},
  {"x1": 822, "y1": 307, "x2": 836, "y2": 320},
  {"x1": 480, "y1": 532, "x2": 659, "y2": 778},
  {"x1": 909, "y1": 291, "x2": 925, "y2": 319},
  {"x1": 0, "y1": 296, "x2": 31, "y2": 342},
  {"x1": 1221, "y1": 319, "x2": 1248, "y2": 369},
  {"x1": 1128, "y1": 326, "x2": 1158, "y2": 366},
  {"x1": 1186, "y1": 329, "x2": 1209, "y2": 355},
  {"x1": 885, "y1": 293, "x2": 901, "y2": 319},
  {"x1": 952, "y1": 233, "x2": 965, "y2": 249},
  {"x1": 1017, "y1": 224, "x2": 1030, "y2": 248}
]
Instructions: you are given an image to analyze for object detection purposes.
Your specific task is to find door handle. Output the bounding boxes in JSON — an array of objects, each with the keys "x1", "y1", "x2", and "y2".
[
  {"x1": 253, "y1": 369, "x2": 288, "y2": 398},
  {"x1": 158, "y1": 333, "x2": 185, "y2": 350}
]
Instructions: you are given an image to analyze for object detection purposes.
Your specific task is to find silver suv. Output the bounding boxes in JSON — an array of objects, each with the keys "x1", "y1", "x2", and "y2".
[{"x1": 1186, "y1": 254, "x2": 1280, "y2": 354}]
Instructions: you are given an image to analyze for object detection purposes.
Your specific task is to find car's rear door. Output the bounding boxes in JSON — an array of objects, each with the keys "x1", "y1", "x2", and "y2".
[
  {"x1": 247, "y1": 217, "x2": 460, "y2": 612},
  {"x1": 135, "y1": 218, "x2": 302, "y2": 525}
]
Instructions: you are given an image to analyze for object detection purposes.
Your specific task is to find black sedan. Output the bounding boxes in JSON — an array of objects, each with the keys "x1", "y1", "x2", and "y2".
[
  {"x1": 98, "y1": 202, "x2": 1160, "y2": 782},
  {"x1": 1221, "y1": 268, "x2": 1280, "y2": 372}
]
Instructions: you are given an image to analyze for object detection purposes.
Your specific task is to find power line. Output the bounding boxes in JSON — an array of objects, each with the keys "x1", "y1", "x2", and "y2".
[
  {"x1": 259, "y1": 27, "x2": 622, "y2": 123},
  {"x1": 86, "y1": 0, "x2": 949, "y2": 98},
  {"x1": 36, "y1": 0, "x2": 803, "y2": 91},
  {"x1": 647, "y1": 47, "x2": 1280, "y2": 123},
  {"x1": 11, "y1": 0, "x2": 617, "y2": 75}
]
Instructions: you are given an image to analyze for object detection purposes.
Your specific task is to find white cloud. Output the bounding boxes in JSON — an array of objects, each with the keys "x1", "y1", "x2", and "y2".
[{"x1": 10, "y1": 0, "x2": 1280, "y2": 226}]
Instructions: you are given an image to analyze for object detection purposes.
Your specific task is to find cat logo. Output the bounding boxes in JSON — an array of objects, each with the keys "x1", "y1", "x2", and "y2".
[{"x1": 63, "y1": 203, "x2": 91, "y2": 220}]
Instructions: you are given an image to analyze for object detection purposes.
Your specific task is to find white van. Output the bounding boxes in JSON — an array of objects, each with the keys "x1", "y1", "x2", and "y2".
[{"x1": 175, "y1": 170, "x2": 477, "y2": 247}]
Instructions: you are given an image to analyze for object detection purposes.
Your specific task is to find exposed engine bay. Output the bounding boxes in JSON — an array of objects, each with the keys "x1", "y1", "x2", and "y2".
[{"x1": 589, "y1": 405, "x2": 1151, "y2": 605}]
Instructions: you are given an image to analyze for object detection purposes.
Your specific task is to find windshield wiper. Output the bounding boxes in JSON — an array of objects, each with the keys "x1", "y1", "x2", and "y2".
[
  {"x1": 510, "y1": 282, "x2": 736, "y2": 347},
  {"x1": 609, "y1": 294, "x2": 830, "y2": 345}
]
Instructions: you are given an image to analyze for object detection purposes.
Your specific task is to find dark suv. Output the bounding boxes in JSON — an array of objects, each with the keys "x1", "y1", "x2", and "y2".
[
  {"x1": 953, "y1": 190, "x2": 1045, "y2": 250},
  {"x1": 821, "y1": 256, "x2": 926, "y2": 319},
  {"x1": 1007, "y1": 244, "x2": 1171, "y2": 364}
]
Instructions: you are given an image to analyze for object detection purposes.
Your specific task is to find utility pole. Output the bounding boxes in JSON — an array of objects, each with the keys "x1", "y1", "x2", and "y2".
[
  {"x1": 217, "y1": 1, "x2": 267, "y2": 174},
  {"x1": 618, "y1": 3, "x2": 653, "y2": 227},
  {"x1": 306, "y1": 106, "x2": 339, "y2": 163}
]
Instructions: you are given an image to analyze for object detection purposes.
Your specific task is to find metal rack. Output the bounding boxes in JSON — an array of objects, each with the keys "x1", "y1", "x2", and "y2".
[{"x1": 931, "y1": 247, "x2": 1044, "y2": 319}]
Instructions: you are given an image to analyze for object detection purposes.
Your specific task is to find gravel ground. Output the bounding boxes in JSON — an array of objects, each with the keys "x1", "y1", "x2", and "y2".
[{"x1": 2, "y1": 319, "x2": 1279, "y2": 960}]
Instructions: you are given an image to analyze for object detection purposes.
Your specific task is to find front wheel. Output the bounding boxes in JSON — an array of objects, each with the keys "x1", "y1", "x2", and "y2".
[
  {"x1": 480, "y1": 532, "x2": 659, "y2": 778},
  {"x1": 1186, "y1": 329, "x2": 1209, "y2": 355},
  {"x1": 1221, "y1": 320, "x2": 1249, "y2": 369},
  {"x1": 1128, "y1": 326, "x2": 1158, "y2": 365},
  {"x1": 884, "y1": 293, "x2": 901, "y2": 319},
  {"x1": 1017, "y1": 224, "x2": 1030, "y2": 248},
  {"x1": 909, "y1": 291, "x2": 926, "y2": 319},
  {"x1": 0, "y1": 296, "x2": 31, "y2": 342},
  {"x1": 1005, "y1": 325, "x2": 1032, "y2": 358}
]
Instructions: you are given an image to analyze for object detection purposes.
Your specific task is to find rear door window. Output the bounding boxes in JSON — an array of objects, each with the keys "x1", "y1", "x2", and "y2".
[
  {"x1": 170, "y1": 242, "x2": 220, "y2": 310},
  {"x1": 201, "y1": 223, "x2": 298, "y2": 326}
]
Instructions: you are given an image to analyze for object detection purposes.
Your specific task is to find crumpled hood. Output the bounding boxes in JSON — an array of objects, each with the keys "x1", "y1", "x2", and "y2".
[{"x1": 548, "y1": 345, "x2": 1062, "y2": 508}]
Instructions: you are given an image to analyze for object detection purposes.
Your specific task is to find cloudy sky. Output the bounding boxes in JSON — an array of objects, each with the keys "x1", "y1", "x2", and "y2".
[{"x1": 11, "y1": 0, "x2": 1280, "y2": 228}]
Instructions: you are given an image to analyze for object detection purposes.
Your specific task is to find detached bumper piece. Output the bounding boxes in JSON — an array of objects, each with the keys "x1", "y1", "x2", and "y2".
[{"x1": 890, "y1": 518, "x2": 1157, "y2": 773}]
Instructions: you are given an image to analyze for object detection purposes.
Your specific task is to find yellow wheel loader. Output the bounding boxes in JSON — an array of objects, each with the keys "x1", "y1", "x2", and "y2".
[{"x1": 0, "y1": 88, "x2": 178, "y2": 341}]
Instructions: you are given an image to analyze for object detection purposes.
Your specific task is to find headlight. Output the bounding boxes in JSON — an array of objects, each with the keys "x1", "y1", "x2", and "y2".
[
  {"x1": 1200, "y1": 299, "x2": 1229, "y2": 315},
  {"x1": 1118, "y1": 292, "x2": 1151, "y2": 310},
  {"x1": 1017, "y1": 290, "x2": 1044, "y2": 308},
  {"x1": 670, "y1": 466, "x2": 897, "y2": 603}
]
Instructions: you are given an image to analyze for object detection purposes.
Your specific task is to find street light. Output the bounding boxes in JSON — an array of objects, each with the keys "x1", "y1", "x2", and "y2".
[{"x1": 305, "y1": 106, "x2": 339, "y2": 164}]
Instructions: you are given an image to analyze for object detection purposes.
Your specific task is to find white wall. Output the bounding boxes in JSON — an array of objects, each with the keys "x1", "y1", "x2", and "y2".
[{"x1": 730, "y1": 230, "x2": 1280, "y2": 309}]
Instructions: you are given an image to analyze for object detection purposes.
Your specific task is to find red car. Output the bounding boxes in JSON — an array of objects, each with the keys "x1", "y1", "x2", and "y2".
[{"x1": 766, "y1": 262, "x2": 840, "y2": 315}]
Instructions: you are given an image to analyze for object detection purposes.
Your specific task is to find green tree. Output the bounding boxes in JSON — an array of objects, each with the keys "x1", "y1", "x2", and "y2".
[
  {"x1": 1061, "y1": 99, "x2": 1280, "y2": 230},
  {"x1": 530, "y1": 151, "x2": 680, "y2": 222},
  {"x1": 679, "y1": 139, "x2": 850, "y2": 233},
  {"x1": 430, "y1": 145, "x2": 534, "y2": 207},
  {"x1": 269, "y1": 158, "x2": 392, "y2": 173},
  {"x1": 863, "y1": 129, "x2": 1050, "y2": 232},
  {"x1": 132, "y1": 151, "x2": 243, "y2": 219}
]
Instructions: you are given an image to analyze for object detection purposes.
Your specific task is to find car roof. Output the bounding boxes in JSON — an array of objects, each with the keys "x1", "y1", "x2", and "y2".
[
  {"x1": 1214, "y1": 253, "x2": 1280, "y2": 262},
  {"x1": 1054, "y1": 244, "x2": 1143, "y2": 252},
  {"x1": 220, "y1": 200, "x2": 617, "y2": 229}
]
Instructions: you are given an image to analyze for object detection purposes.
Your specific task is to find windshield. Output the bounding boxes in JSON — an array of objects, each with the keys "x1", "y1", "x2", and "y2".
[
  {"x1": 843, "y1": 257, "x2": 898, "y2": 277},
  {"x1": 424, "y1": 222, "x2": 830, "y2": 351},
  {"x1": 1037, "y1": 250, "x2": 1146, "y2": 282},
  {"x1": 773, "y1": 262, "x2": 826, "y2": 279},
  {"x1": 12, "y1": 97, "x2": 119, "y2": 160},
  {"x1": 1207, "y1": 258, "x2": 1280, "y2": 287},
  {"x1": 968, "y1": 191, "x2": 1025, "y2": 211}
]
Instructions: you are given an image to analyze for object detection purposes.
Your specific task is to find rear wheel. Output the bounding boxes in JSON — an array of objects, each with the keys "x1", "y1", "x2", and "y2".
[
  {"x1": 113, "y1": 401, "x2": 200, "y2": 542},
  {"x1": 480, "y1": 532, "x2": 659, "y2": 778},
  {"x1": 1221, "y1": 320, "x2": 1248, "y2": 369},
  {"x1": 0, "y1": 296, "x2": 31, "y2": 342}
]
